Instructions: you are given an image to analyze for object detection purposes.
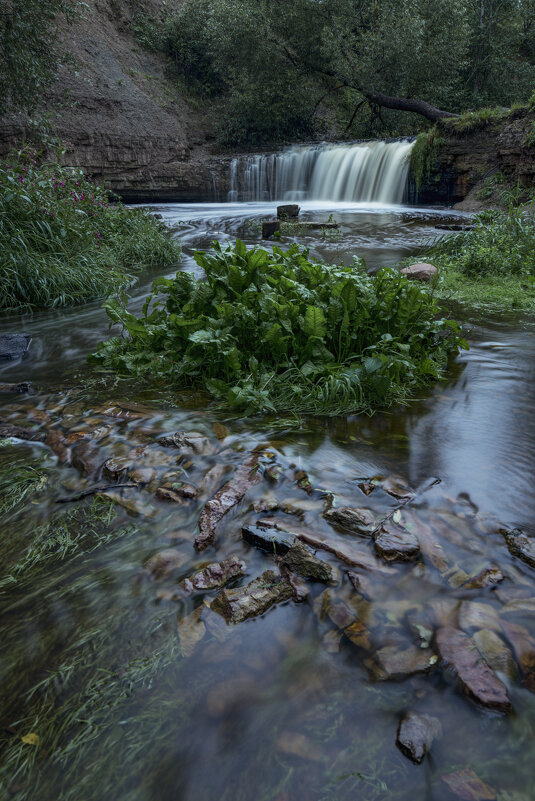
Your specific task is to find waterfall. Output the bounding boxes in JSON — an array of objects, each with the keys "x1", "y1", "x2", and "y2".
[{"x1": 228, "y1": 139, "x2": 414, "y2": 204}]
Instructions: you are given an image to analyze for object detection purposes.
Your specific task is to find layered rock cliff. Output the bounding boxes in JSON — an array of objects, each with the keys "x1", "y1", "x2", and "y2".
[
  {"x1": 415, "y1": 109, "x2": 535, "y2": 209},
  {"x1": 0, "y1": 0, "x2": 230, "y2": 200}
]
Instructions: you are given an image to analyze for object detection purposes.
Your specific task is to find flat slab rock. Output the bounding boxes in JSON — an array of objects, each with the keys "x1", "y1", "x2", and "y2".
[
  {"x1": 436, "y1": 627, "x2": 512, "y2": 714},
  {"x1": 0, "y1": 333, "x2": 31, "y2": 361},
  {"x1": 370, "y1": 645, "x2": 437, "y2": 680},
  {"x1": 242, "y1": 523, "x2": 296, "y2": 554},
  {"x1": 324, "y1": 506, "x2": 376, "y2": 535},
  {"x1": 281, "y1": 540, "x2": 334, "y2": 583},
  {"x1": 266, "y1": 521, "x2": 396, "y2": 575},
  {"x1": 196, "y1": 455, "x2": 261, "y2": 550},
  {"x1": 212, "y1": 570, "x2": 292, "y2": 623},
  {"x1": 180, "y1": 556, "x2": 247, "y2": 594},
  {"x1": 441, "y1": 768, "x2": 496, "y2": 801},
  {"x1": 396, "y1": 711, "x2": 442, "y2": 763},
  {"x1": 374, "y1": 522, "x2": 420, "y2": 562}
]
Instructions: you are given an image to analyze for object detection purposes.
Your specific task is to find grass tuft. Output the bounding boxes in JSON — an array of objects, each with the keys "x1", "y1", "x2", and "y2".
[{"x1": 0, "y1": 151, "x2": 181, "y2": 311}]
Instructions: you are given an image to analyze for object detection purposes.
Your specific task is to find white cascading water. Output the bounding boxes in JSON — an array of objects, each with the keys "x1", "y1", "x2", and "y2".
[{"x1": 228, "y1": 139, "x2": 414, "y2": 204}]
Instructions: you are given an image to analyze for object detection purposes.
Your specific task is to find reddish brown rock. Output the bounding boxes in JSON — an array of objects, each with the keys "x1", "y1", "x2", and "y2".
[
  {"x1": 462, "y1": 567, "x2": 505, "y2": 590},
  {"x1": 144, "y1": 549, "x2": 189, "y2": 579},
  {"x1": 370, "y1": 645, "x2": 437, "y2": 680},
  {"x1": 436, "y1": 627, "x2": 512, "y2": 714},
  {"x1": 441, "y1": 768, "x2": 496, "y2": 800},
  {"x1": 396, "y1": 711, "x2": 442, "y2": 763},
  {"x1": 196, "y1": 455, "x2": 261, "y2": 550},
  {"x1": 180, "y1": 556, "x2": 247, "y2": 594},
  {"x1": 501, "y1": 620, "x2": 535, "y2": 684},
  {"x1": 400, "y1": 262, "x2": 438, "y2": 282}
]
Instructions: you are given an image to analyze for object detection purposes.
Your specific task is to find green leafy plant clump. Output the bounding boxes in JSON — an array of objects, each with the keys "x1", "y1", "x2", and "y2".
[
  {"x1": 0, "y1": 152, "x2": 181, "y2": 311},
  {"x1": 90, "y1": 241, "x2": 466, "y2": 416}
]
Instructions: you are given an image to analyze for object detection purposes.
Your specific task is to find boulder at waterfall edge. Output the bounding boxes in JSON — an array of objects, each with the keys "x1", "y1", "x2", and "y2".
[{"x1": 401, "y1": 263, "x2": 438, "y2": 282}]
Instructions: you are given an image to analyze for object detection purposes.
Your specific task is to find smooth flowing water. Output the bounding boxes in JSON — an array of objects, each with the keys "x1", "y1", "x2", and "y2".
[
  {"x1": 228, "y1": 140, "x2": 414, "y2": 203},
  {"x1": 1, "y1": 200, "x2": 535, "y2": 801}
]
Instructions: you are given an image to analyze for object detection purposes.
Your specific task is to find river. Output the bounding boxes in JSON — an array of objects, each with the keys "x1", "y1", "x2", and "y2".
[{"x1": 1, "y1": 196, "x2": 535, "y2": 801}]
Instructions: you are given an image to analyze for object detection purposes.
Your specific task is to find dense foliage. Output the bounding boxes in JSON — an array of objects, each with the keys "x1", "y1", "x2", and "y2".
[
  {"x1": 423, "y1": 203, "x2": 535, "y2": 310},
  {"x1": 91, "y1": 241, "x2": 466, "y2": 415},
  {"x1": 155, "y1": 0, "x2": 535, "y2": 145},
  {"x1": 0, "y1": 0, "x2": 78, "y2": 115},
  {"x1": 0, "y1": 154, "x2": 181, "y2": 310}
]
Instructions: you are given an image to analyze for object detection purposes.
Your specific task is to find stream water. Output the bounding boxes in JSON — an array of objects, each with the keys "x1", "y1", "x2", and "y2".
[{"x1": 1, "y1": 199, "x2": 535, "y2": 801}]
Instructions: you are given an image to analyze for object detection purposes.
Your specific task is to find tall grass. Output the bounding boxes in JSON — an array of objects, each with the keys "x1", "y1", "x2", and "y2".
[{"x1": 0, "y1": 152, "x2": 181, "y2": 310}]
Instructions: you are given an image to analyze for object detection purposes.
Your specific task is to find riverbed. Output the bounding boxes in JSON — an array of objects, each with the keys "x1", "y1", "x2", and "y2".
[{"x1": 1, "y1": 201, "x2": 535, "y2": 801}]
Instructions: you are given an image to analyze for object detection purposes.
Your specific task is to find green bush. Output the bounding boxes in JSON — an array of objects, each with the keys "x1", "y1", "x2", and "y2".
[
  {"x1": 419, "y1": 204, "x2": 535, "y2": 311},
  {"x1": 440, "y1": 106, "x2": 508, "y2": 135},
  {"x1": 90, "y1": 241, "x2": 466, "y2": 416},
  {"x1": 0, "y1": 153, "x2": 181, "y2": 310},
  {"x1": 429, "y1": 206, "x2": 535, "y2": 278}
]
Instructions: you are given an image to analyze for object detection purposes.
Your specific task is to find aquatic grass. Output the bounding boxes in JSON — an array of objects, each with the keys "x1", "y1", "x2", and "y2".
[
  {"x1": 0, "y1": 152, "x2": 181, "y2": 310},
  {"x1": 0, "y1": 498, "x2": 137, "y2": 593},
  {"x1": 0, "y1": 614, "x2": 184, "y2": 801},
  {"x1": 0, "y1": 462, "x2": 48, "y2": 517},
  {"x1": 90, "y1": 240, "x2": 466, "y2": 416}
]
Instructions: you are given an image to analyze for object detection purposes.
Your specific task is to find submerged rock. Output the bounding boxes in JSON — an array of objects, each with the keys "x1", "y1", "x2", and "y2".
[
  {"x1": 0, "y1": 333, "x2": 31, "y2": 360},
  {"x1": 281, "y1": 541, "x2": 334, "y2": 583},
  {"x1": 0, "y1": 382, "x2": 31, "y2": 393},
  {"x1": 196, "y1": 455, "x2": 261, "y2": 550},
  {"x1": 374, "y1": 522, "x2": 420, "y2": 562},
  {"x1": 381, "y1": 475, "x2": 415, "y2": 500},
  {"x1": 502, "y1": 528, "x2": 535, "y2": 569},
  {"x1": 459, "y1": 601, "x2": 502, "y2": 634},
  {"x1": 158, "y1": 431, "x2": 214, "y2": 455},
  {"x1": 396, "y1": 711, "x2": 442, "y2": 763},
  {"x1": 370, "y1": 645, "x2": 437, "y2": 680},
  {"x1": 400, "y1": 263, "x2": 438, "y2": 282},
  {"x1": 462, "y1": 567, "x2": 505, "y2": 590},
  {"x1": 324, "y1": 506, "x2": 376, "y2": 535},
  {"x1": 327, "y1": 601, "x2": 372, "y2": 649},
  {"x1": 276, "y1": 730, "x2": 322, "y2": 762},
  {"x1": 212, "y1": 569, "x2": 292, "y2": 623},
  {"x1": 472, "y1": 629, "x2": 517, "y2": 681},
  {"x1": 144, "y1": 548, "x2": 189, "y2": 579},
  {"x1": 441, "y1": 768, "x2": 496, "y2": 800},
  {"x1": 177, "y1": 607, "x2": 206, "y2": 657},
  {"x1": 501, "y1": 620, "x2": 535, "y2": 687},
  {"x1": 436, "y1": 627, "x2": 512, "y2": 714},
  {"x1": 180, "y1": 556, "x2": 247, "y2": 594},
  {"x1": 0, "y1": 421, "x2": 46, "y2": 442}
]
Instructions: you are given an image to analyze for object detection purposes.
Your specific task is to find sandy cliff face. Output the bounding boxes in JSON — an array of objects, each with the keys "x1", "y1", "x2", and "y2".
[{"x1": 0, "y1": 0, "x2": 231, "y2": 200}]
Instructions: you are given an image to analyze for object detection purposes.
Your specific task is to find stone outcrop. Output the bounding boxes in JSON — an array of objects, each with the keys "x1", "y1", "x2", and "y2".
[
  {"x1": 0, "y1": 0, "x2": 232, "y2": 201},
  {"x1": 414, "y1": 109, "x2": 535, "y2": 208}
]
